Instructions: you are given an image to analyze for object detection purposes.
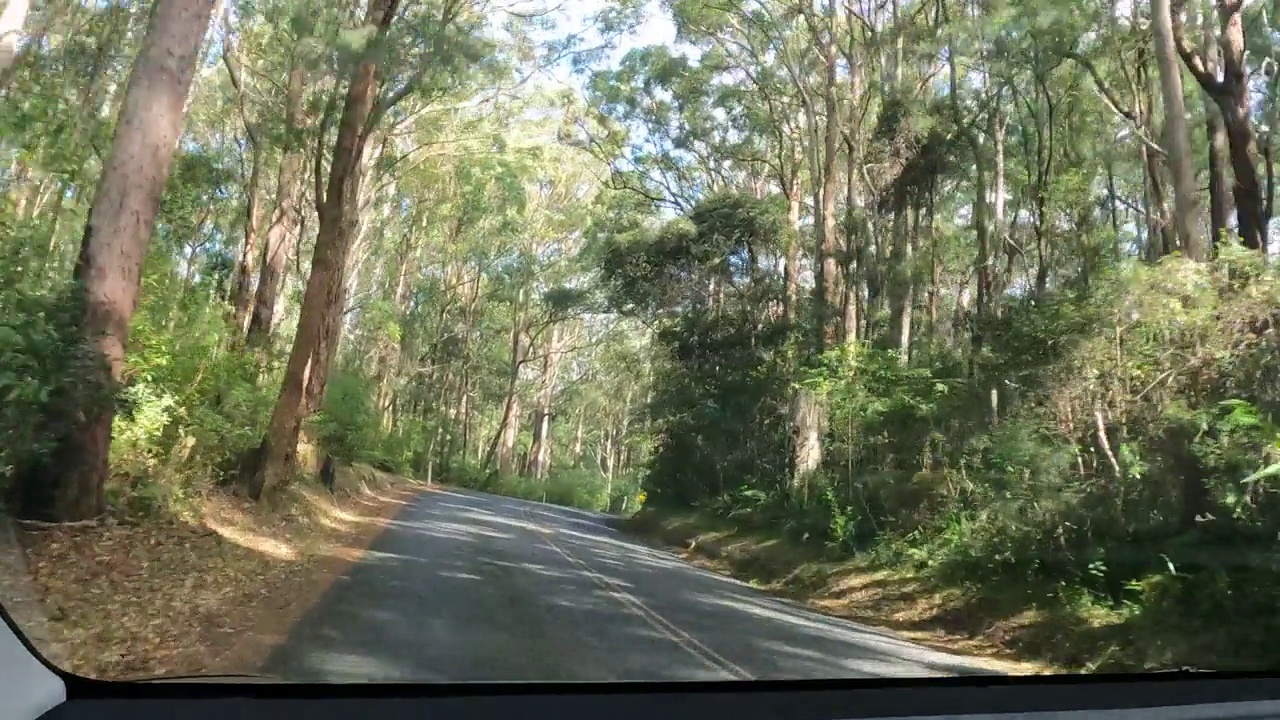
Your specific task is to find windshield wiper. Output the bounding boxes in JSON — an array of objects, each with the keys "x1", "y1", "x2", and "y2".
[{"x1": 138, "y1": 673, "x2": 286, "y2": 683}]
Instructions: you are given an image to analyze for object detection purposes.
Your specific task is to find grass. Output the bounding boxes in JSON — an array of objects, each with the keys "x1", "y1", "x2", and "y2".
[{"x1": 622, "y1": 507, "x2": 1276, "y2": 675}]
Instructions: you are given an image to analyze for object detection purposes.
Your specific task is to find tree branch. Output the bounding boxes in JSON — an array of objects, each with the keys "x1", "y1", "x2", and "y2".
[
  {"x1": 220, "y1": 8, "x2": 258, "y2": 149},
  {"x1": 1169, "y1": 0, "x2": 1228, "y2": 97},
  {"x1": 1064, "y1": 51, "x2": 1168, "y2": 158},
  {"x1": 313, "y1": 90, "x2": 338, "y2": 219}
]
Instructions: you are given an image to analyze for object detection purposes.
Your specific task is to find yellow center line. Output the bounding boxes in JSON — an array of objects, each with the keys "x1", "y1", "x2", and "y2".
[{"x1": 525, "y1": 508, "x2": 754, "y2": 681}]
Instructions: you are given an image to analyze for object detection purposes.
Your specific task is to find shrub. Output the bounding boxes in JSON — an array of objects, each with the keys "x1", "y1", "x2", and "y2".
[{"x1": 0, "y1": 278, "x2": 110, "y2": 508}]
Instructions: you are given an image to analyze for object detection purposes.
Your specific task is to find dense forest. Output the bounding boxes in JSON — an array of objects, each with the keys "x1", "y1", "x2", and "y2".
[{"x1": 4, "y1": 0, "x2": 1280, "y2": 670}]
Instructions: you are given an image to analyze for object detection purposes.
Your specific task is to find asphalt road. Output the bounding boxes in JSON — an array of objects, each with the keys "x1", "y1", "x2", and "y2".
[{"x1": 262, "y1": 487, "x2": 1002, "y2": 682}]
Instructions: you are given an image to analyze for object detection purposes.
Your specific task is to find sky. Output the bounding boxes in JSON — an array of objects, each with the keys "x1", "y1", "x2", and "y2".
[{"x1": 532, "y1": 0, "x2": 679, "y2": 92}]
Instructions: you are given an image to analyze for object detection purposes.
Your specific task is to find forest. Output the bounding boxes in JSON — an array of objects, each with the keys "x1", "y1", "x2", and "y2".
[{"x1": 3, "y1": 0, "x2": 1280, "y2": 673}]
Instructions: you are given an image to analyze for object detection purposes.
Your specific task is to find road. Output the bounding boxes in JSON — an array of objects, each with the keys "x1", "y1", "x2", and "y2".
[{"x1": 262, "y1": 487, "x2": 1002, "y2": 682}]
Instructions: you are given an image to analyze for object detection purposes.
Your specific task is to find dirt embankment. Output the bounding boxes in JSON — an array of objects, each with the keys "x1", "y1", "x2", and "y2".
[{"x1": 3, "y1": 463, "x2": 427, "y2": 680}]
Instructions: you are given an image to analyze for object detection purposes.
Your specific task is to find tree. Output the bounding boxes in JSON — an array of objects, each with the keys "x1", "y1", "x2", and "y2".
[
  {"x1": 1151, "y1": 0, "x2": 1203, "y2": 260},
  {"x1": 243, "y1": 0, "x2": 402, "y2": 500},
  {"x1": 246, "y1": 53, "x2": 307, "y2": 348},
  {"x1": 14, "y1": 0, "x2": 216, "y2": 521},
  {"x1": 1172, "y1": 0, "x2": 1267, "y2": 252}
]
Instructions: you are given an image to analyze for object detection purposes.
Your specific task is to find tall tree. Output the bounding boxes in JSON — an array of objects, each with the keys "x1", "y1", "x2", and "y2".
[
  {"x1": 243, "y1": 0, "x2": 402, "y2": 500},
  {"x1": 1172, "y1": 0, "x2": 1266, "y2": 252},
  {"x1": 1152, "y1": 0, "x2": 1204, "y2": 260},
  {"x1": 245, "y1": 50, "x2": 307, "y2": 348},
  {"x1": 15, "y1": 0, "x2": 216, "y2": 521}
]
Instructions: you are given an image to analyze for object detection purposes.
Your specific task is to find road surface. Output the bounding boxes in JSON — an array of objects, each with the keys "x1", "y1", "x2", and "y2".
[{"x1": 262, "y1": 488, "x2": 1002, "y2": 682}]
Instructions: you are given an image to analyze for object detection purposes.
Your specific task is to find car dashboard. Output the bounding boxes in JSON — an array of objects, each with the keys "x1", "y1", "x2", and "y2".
[{"x1": 29, "y1": 674, "x2": 1280, "y2": 720}]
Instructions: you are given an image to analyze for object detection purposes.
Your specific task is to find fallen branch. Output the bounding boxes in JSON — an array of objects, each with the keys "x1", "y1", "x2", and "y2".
[
  {"x1": 14, "y1": 517, "x2": 104, "y2": 530},
  {"x1": 1094, "y1": 407, "x2": 1122, "y2": 481}
]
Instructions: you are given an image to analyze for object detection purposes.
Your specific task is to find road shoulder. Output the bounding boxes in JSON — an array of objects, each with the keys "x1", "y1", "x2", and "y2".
[
  {"x1": 621, "y1": 509, "x2": 1051, "y2": 676},
  {"x1": 7, "y1": 467, "x2": 427, "y2": 679}
]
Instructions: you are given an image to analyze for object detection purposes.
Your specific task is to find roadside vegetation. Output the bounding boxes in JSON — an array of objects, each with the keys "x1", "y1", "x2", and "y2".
[
  {"x1": 3, "y1": 0, "x2": 1280, "y2": 679},
  {"x1": 0, "y1": 0, "x2": 645, "y2": 676},
  {"x1": 583, "y1": 0, "x2": 1280, "y2": 674}
]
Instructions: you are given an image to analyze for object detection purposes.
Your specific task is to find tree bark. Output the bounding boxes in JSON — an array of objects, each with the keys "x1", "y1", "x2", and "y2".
[
  {"x1": 301, "y1": 236, "x2": 352, "y2": 416},
  {"x1": 1152, "y1": 0, "x2": 1205, "y2": 260},
  {"x1": 483, "y1": 287, "x2": 528, "y2": 474},
  {"x1": 782, "y1": 179, "x2": 800, "y2": 323},
  {"x1": 15, "y1": 0, "x2": 215, "y2": 521},
  {"x1": 571, "y1": 409, "x2": 584, "y2": 467},
  {"x1": 842, "y1": 133, "x2": 862, "y2": 343},
  {"x1": 231, "y1": 144, "x2": 263, "y2": 330},
  {"x1": 244, "y1": 0, "x2": 399, "y2": 501},
  {"x1": 789, "y1": 388, "x2": 825, "y2": 496},
  {"x1": 1172, "y1": 0, "x2": 1265, "y2": 252},
  {"x1": 527, "y1": 324, "x2": 563, "y2": 480},
  {"x1": 302, "y1": 139, "x2": 380, "y2": 415},
  {"x1": 223, "y1": 15, "x2": 264, "y2": 332},
  {"x1": 816, "y1": 0, "x2": 841, "y2": 348},
  {"x1": 1201, "y1": 15, "x2": 1231, "y2": 249},
  {"x1": 0, "y1": 0, "x2": 30, "y2": 76},
  {"x1": 888, "y1": 187, "x2": 913, "y2": 363},
  {"x1": 247, "y1": 58, "x2": 307, "y2": 348}
]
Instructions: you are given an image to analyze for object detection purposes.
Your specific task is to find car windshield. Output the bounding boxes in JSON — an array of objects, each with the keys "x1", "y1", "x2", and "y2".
[{"x1": 0, "y1": 0, "x2": 1274, "y2": 684}]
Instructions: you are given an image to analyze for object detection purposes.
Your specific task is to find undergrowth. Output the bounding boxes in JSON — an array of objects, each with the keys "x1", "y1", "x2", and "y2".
[
  {"x1": 639, "y1": 248, "x2": 1280, "y2": 672},
  {"x1": 446, "y1": 463, "x2": 644, "y2": 514}
]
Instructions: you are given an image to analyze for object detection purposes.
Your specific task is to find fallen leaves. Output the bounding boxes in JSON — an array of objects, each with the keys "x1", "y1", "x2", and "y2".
[{"x1": 15, "y1": 475, "x2": 424, "y2": 680}]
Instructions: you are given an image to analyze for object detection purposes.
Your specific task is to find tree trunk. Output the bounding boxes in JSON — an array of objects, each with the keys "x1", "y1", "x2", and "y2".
[
  {"x1": 789, "y1": 1, "x2": 840, "y2": 495},
  {"x1": 601, "y1": 430, "x2": 614, "y2": 482},
  {"x1": 527, "y1": 325, "x2": 563, "y2": 480},
  {"x1": 15, "y1": 0, "x2": 214, "y2": 521},
  {"x1": 244, "y1": 0, "x2": 399, "y2": 501},
  {"x1": 246, "y1": 59, "x2": 306, "y2": 348},
  {"x1": 841, "y1": 135, "x2": 861, "y2": 343},
  {"x1": 376, "y1": 226, "x2": 415, "y2": 429},
  {"x1": 302, "y1": 140, "x2": 380, "y2": 415},
  {"x1": 614, "y1": 390, "x2": 632, "y2": 479},
  {"x1": 0, "y1": 0, "x2": 30, "y2": 76},
  {"x1": 1133, "y1": 53, "x2": 1175, "y2": 260},
  {"x1": 783, "y1": 180, "x2": 800, "y2": 323},
  {"x1": 231, "y1": 143, "x2": 263, "y2": 331},
  {"x1": 302, "y1": 272, "x2": 347, "y2": 415},
  {"x1": 302, "y1": 188, "x2": 360, "y2": 417},
  {"x1": 1173, "y1": 0, "x2": 1265, "y2": 251},
  {"x1": 222, "y1": 15, "x2": 264, "y2": 333},
  {"x1": 789, "y1": 389, "x2": 825, "y2": 497},
  {"x1": 483, "y1": 289, "x2": 527, "y2": 474},
  {"x1": 571, "y1": 409, "x2": 584, "y2": 467},
  {"x1": 1143, "y1": 142, "x2": 1175, "y2": 259},
  {"x1": 1201, "y1": 16, "x2": 1231, "y2": 249},
  {"x1": 888, "y1": 187, "x2": 912, "y2": 363},
  {"x1": 816, "y1": 0, "x2": 841, "y2": 348},
  {"x1": 1220, "y1": 100, "x2": 1266, "y2": 251},
  {"x1": 1152, "y1": 0, "x2": 1204, "y2": 260},
  {"x1": 497, "y1": 394, "x2": 521, "y2": 476},
  {"x1": 1214, "y1": 3, "x2": 1265, "y2": 252}
]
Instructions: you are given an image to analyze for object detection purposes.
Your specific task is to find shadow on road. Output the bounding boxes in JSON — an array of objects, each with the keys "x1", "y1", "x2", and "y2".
[{"x1": 262, "y1": 489, "x2": 1003, "y2": 683}]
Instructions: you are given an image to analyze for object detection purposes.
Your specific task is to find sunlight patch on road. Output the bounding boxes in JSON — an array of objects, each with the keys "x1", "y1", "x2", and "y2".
[
  {"x1": 310, "y1": 650, "x2": 403, "y2": 681},
  {"x1": 691, "y1": 591, "x2": 995, "y2": 673}
]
